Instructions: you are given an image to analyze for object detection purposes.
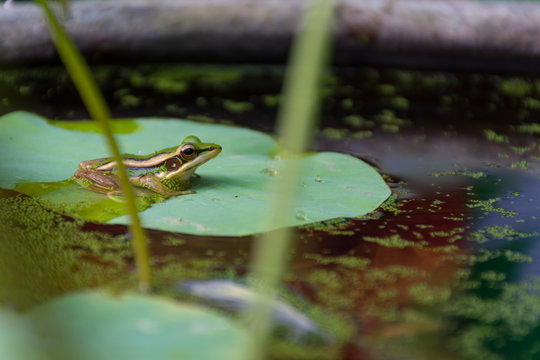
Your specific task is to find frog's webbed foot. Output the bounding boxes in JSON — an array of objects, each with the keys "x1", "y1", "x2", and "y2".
[{"x1": 172, "y1": 190, "x2": 196, "y2": 196}]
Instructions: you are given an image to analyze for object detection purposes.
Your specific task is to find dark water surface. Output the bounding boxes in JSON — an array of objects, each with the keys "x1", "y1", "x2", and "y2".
[{"x1": 1, "y1": 65, "x2": 539, "y2": 359}]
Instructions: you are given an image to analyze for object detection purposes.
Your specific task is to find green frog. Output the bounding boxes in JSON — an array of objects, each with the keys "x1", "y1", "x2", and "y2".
[{"x1": 74, "y1": 136, "x2": 221, "y2": 199}]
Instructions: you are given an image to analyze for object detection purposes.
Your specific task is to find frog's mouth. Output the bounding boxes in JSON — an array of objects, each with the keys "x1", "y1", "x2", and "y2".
[{"x1": 165, "y1": 145, "x2": 222, "y2": 180}]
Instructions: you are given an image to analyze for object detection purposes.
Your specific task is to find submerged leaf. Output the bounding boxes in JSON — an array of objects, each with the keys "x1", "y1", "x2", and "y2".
[
  {"x1": 180, "y1": 279, "x2": 330, "y2": 344},
  {"x1": 0, "y1": 112, "x2": 390, "y2": 235}
]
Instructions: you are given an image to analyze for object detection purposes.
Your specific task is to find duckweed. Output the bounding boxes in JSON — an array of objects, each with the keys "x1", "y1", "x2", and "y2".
[
  {"x1": 518, "y1": 122, "x2": 540, "y2": 134},
  {"x1": 362, "y1": 235, "x2": 427, "y2": 248},
  {"x1": 467, "y1": 198, "x2": 517, "y2": 218},
  {"x1": 510, "y1": 160, "x2": 529, "y2": 169},
  {"x1": 222, "y1": 99, "x2": 253, "y2": 114},
  {"x1": 0, "y1": 196, "x2": 130, "y2": 309},
  {"x1": 500, "y1": 78, "x2": 532, "y2": 97},
  {"x1": 484, "y1": 129, "x2": 509, "y2": 143},
  {"x1": 263, "y1": 94, "x2": 280, "y2": 107},
  {"x1": 431, "y1": 169, "x2": 486, "y2": 179},
  {"x1": 467, "y1": 225, "x2": 538, "y2": 243},
  {"x1": 304, "y1": 254, "x2": 370, "y2": 268}
]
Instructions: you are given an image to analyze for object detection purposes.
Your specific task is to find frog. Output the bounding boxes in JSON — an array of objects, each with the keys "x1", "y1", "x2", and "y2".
[{"x1": 74, "y1": 135, "x2": 221, "y2": 199}]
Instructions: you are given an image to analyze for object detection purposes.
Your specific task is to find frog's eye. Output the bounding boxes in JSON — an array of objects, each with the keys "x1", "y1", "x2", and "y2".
[
  {"x1": 180, "y1": 144, "x2": 197, "y2": 160},
  {"x1": 165, "y1": 158, "x2": 182, "y2": 172}
]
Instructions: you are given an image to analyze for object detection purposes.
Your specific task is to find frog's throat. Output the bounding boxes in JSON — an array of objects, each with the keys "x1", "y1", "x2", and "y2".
[
  {"x1": 159, "y1": 177, "x2": 191, "y2": 192},
  {"x1": 164, "y1": 147, "x2": 221, "y2": 180}
]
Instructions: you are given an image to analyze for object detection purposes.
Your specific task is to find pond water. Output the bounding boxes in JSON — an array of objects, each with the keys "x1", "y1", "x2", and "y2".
[{"x1": 1, "y1": 65, "x2": 539, "y2": 359}]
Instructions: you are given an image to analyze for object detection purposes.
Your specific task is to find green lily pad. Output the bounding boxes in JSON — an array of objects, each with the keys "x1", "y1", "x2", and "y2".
[
  {"x1": 0, "y1": 111, "x2": 390, "y2": 236},
  {"x1": 0, "y1": 291, "x2": 249, "y2": 360},
  {"x1": 0, "y1": 308, "x2": 46, "y2": 360}
]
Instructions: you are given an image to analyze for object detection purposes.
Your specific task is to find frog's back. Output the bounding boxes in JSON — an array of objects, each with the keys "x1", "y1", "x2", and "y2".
[
  {"x1": 95, "y1": 147, "x2": 178, "y2": 172},
  {"x1": 121, "y1": 146, "x2": 177, "y2": 161}
]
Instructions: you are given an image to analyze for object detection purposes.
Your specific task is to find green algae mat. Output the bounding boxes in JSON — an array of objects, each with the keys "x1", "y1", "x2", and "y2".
[{"x1": 0, "y1": 112, "x2": 390, "y2": 236}]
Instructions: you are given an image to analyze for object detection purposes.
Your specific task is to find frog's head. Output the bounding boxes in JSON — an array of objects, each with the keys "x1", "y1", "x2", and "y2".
[{"x1": 162, "y1": 136, "x2": 221, "y2": 181}]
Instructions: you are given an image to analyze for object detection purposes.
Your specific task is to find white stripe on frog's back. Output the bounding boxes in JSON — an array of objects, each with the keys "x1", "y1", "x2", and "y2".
[{"x1": 96, "y1": 151, "x2": 181, "y2": 171}]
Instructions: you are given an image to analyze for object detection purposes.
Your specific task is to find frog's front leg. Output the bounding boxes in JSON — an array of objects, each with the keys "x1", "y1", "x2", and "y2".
[{"x1": 138, "y1": 174, "x2": 195, "y2": 197}]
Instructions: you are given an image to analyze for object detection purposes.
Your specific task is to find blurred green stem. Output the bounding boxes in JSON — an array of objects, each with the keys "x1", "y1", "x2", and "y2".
[
  {"x1": 36, "y1": 0, "x2": 152, "y2": 291},
  {"x1": 245, "y1": 0, "x2": 335, "y2": 357}
]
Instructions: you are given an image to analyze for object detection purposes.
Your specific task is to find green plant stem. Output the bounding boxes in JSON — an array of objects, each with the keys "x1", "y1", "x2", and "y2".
[
  {"x1": 36, "y1": 0, "x2": 152, "y2": 291},
  {"x1": 245, "y1": 0, "x2": 335, "y2": 357}
]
